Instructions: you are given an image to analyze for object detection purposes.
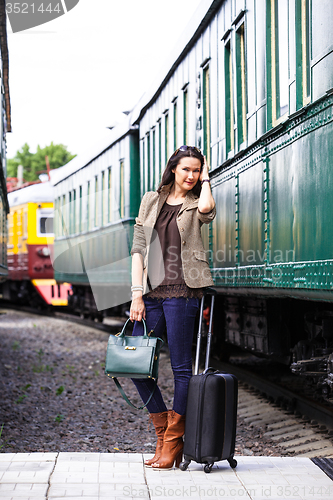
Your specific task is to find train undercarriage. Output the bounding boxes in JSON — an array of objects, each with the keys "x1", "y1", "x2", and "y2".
[
  {"x1": 67, "y1": 285, "x2": 129, "y2": 321},
  {"x1": 63, "y1": 283, "x2": 333, "y2": 399},
  {"x1": 215, "y1": 294, "x2": 333, "y2": 399}
]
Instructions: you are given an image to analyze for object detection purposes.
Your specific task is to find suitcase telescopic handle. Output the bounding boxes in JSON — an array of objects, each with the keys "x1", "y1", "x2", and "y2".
[{"x1": 194, "y1": 288, "x2": 217, "y2": 375}]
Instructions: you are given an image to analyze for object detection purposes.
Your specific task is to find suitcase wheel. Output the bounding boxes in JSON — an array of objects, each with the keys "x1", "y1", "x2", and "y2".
[
  {"x1": 228, "y1": 457, "x2": 237, "y2": 468},
  {"x1": 179, "y1": 460, "x2": 191, "y2": 471},
  {"x1": 204, "y1": 463, "x2": 213, "y2": 473}
]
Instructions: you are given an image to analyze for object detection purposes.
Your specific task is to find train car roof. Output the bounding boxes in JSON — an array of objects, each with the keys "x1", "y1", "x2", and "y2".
[
  {"x1": 8, "y1": 181, "x2": 53, "y2": 207},
  {"x1": 50, "y1": 115, "x2": 137, "y2": 186},
  {"x1": 131, "y1": 0, "x2": 221, "y2": 124}
]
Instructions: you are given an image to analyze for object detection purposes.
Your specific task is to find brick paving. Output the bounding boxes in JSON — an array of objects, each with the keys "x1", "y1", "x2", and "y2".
[{"x1": 0, "y1": 453, "x2": 332, "y2": 500}]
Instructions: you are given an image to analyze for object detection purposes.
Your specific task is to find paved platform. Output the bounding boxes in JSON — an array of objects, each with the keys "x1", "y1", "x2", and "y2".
[{"x1": 0, "y1": 453, "x2": 332, "y2": 500}]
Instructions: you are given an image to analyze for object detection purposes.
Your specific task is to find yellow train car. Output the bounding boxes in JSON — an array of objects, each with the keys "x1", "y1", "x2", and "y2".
[{"x1": 3, "y1": 181, "x2": 71, "y2": 306}]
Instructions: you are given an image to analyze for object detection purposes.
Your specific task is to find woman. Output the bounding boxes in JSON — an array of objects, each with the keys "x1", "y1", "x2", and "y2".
[{"x1": 130, "y1": 145, "x2": 216, "y2": 470}]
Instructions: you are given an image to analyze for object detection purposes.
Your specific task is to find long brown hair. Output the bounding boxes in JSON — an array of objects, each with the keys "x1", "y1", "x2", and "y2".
[{"x1": 157, "y1": 146, "x2": 204, "y2": 197}]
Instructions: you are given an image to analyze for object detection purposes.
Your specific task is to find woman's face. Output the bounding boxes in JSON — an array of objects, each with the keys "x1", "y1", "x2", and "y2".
[{"x1": 172, "y1": 157, "x2": 201, "y2": 194}]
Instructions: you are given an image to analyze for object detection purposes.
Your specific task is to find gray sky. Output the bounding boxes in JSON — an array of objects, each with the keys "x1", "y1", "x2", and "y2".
[{"x1": 6, "y1": 0, "x2": 202, "y2": 160}]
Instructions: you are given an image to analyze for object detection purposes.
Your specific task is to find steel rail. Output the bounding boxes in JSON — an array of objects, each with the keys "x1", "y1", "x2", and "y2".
[
  {"x1": 0, "y1": 301, "x2": 124, "y2": 335},
  {"x1": 210, "y1": 359, "x2": 333, "y2": 430}
]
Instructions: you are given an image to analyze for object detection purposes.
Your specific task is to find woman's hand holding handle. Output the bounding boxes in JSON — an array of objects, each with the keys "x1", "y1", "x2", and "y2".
[{"x1": 130, "y1": 292, "x2": 146, "y2": 322}]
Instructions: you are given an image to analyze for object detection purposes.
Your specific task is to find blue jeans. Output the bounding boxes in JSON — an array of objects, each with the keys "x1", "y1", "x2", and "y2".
[{"x1": 131, "y1": 296, "x2": 199, "y2": 415}]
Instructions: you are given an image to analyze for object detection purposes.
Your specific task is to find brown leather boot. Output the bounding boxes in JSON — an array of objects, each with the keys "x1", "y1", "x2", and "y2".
[
  {"x1": 144, "y1": 411, "x2": 169, "y2": 467},
  {"x1": 152, "y1": 410, "x2": 185, "y2": 470}
]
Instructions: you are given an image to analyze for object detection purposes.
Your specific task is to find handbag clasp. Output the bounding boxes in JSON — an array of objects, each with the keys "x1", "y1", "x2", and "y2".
[{"x1": 125, "y1": 346, "x2": 136, "y2": 350}]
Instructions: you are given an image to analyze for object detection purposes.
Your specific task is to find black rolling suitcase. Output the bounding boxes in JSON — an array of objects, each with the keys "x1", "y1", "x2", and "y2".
[{"x1": 180, "y1": 290, "x2": 238, "y2": 473}]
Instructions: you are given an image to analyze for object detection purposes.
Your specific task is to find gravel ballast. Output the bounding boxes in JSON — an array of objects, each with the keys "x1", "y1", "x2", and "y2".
[{"x1": 0, "y1": 308, "x2": 286, "y2": 456}]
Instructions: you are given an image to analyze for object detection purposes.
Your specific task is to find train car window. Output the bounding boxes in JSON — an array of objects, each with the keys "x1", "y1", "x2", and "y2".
[
  {"x1": 57, "y1": 196, "x2": 61, "y2": 236},
  {"x1": 8, "y1": 211, "x2": 14, "y2": 252},
  {"x1": 37, "y1": 208, "x2": 54, "y2": 237},
  {"x1": 268, "y1": 0, "x2": 289, "y2": 125},
  {"x1": 94, "y1": 175, "x2": 98, "y2": 227},
  {"x1": 17, "y1": 210, "x2": 22, "y2": 237},
  {"x1": 296, "y1": 0, "x2": 311, "y2": 108},
  {"x1": 12, "y1": 211, "x2": 17, "y2": 252},
  {"x1": 79, "y1": 186, "x2": 82, "y2": 232},
  {"x1": 69, "y1": 191, "x2": 72, "y2": 234},
  {"x1": 142, "y1": 137, "x2": 146, "y2": 193},
  {"x1": 173, "y1": 99, "x2": 178, "y2": 151},
  {"x1": 62, "y1": 195, "x2": 66, "y2": 236},
  {"x1": 87, "y1": 181, "x2": 90, "y2": 231},
  {"x1": 236, "y1": 23, "x2": 247, "y2": 148},
  {"x1": 203, "y1": 66, "x2": 211, "y2": 165},
  {"x1": 183, "y1": 89, "x2": 188, "y2": 146},
  {"x1": 120, "y1": 161, "x2": 124, "y2": 219},
  {"x1": 152, "y1": 128, "x2": 156, "y2": 190},
  {"x1": 224, "y1": 41, "x2": 234, "y2": 155},
  {"x1": 165, "y1": 112, "x2": 169, "y2": 165},
  {"x1": 276, "y1": 0, "x2": 289, "y2": 119},
  {"x1": 147, "y1": 133, "x2": 151, "y2": 191},
  {"x1": 23, "y1": 211, "x2": 28, "y2": 239},
  {"x1": 53, "y1": 198, "x2": 57, "y2": 237},
  {"x1": 108, "y1": 167, "x2": 112, "y2": 223},
  {"x1": 73, "y1": 189, "x2": 76, "y2": 234},
  {"x1": 40, "y1": 217, "x2": 53, "y2": 234},
  {"x1": 158, "y1": 120, "x2": 162, "y2": 181},
  {"x1": 302, "y1": 0, "x2": 310, "y2": 103},
  {"x1": 101, "y1": 171, "x2": 105, "y2": 226}
]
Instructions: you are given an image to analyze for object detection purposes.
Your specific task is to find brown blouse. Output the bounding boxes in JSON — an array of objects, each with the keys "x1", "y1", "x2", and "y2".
[{"x1": 146, "y1": 202, "x2": 203, "y2": 299}]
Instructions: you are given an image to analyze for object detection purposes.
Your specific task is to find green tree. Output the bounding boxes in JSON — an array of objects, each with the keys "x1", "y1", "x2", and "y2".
[
  {"x1": 7, "y1": 143, "x2": 33, "y2": 180},
  {"x1": 7, "y1": 142, "x2": 76, "y2": 182}
]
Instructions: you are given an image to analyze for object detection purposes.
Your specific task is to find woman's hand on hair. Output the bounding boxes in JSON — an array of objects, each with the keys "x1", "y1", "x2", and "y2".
[
  {"x1": 200, "y1": 156, "x2": 210, "y2": 182},
  {"x1": 198, "y1": 156, "x2": 215, "y2": 213}
]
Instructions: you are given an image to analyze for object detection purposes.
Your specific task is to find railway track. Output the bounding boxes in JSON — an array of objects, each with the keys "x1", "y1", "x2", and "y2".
[
  {"x1": 0, "y1": 301, "x2": 124, "y2": 334},
  {"x1": 215, "y1": 362, "x2": 333, "y2": 458},
  {"x1": 53, "y1": 310, "x2": 124, "y2": 335},
  {"x1": 1, "y1": 303, "x2": 332, "y2": 457},
  {"x1": 53, "y1": 309, "x2": 333, "y2": 458}
]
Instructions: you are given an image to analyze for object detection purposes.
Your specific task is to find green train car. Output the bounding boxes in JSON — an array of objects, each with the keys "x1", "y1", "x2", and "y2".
[
  {"x1": 134, "y1": 0, "x2": 333, "y2": 391},
  {"x1": 51, "y1": 119, "x2": 140, "y2": 319},
  {"x1": 209, "y1": 0, "x2": 333, "y2": 386},
  {"x1": 53, "y1": 0, "x2": 333, "y2": 392}
]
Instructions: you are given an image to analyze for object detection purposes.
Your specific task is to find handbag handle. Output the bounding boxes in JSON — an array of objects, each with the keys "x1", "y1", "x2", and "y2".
[
  {"x1": 117, "y1": 318, "x2": 148, "y2": 338},
  {"x1": 110, "y1": 317, "x2": 158, "y2": 409},
  {"x1": 112, "y1": 376, "x2": 157, "y2": 410}
]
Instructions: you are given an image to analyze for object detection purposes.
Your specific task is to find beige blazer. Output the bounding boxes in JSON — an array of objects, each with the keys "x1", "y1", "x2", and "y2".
[{"x1": 131, "y1": 183, "x2": 216, "y2": 291}]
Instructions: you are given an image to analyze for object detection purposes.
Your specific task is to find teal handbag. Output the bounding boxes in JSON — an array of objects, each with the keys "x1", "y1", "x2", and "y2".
[{"x1": 105, "y1": 318, "x2": 164, "y2": 409}]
